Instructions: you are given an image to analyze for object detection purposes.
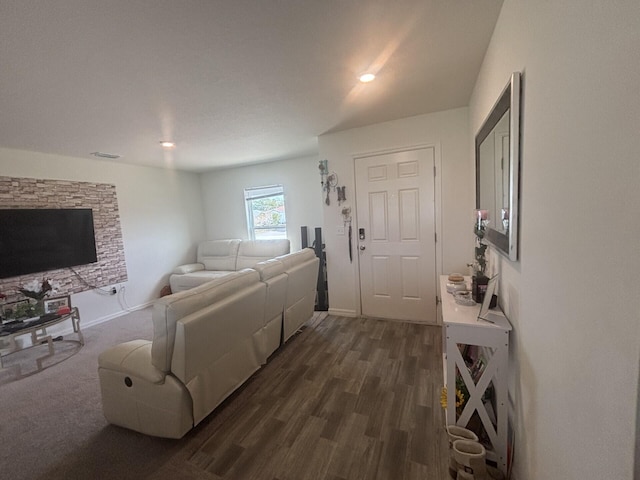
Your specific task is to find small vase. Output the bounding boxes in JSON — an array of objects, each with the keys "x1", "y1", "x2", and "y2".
[
  {"x1": 472, "y1": 274, "x2": 489, "y2": 304},
  {"x1": 35, "y1": 299, "x2": 45, "y2": 317},
  {"x1": 23, "y1": 299, "x2": 45, "y2": 318}
]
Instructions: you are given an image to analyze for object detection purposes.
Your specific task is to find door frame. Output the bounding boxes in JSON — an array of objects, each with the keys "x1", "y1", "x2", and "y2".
[{"x1": 352, "y1": 143, "x2": 443, "y2": 322}]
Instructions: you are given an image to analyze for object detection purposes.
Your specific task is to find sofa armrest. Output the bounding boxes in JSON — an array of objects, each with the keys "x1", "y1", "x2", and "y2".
[
  {"x1": 98, "y1": 340, "x2": 166, "y2": 384},
  {"x1": 173, "y1": 263, "x2": 205, "y2": 275}
]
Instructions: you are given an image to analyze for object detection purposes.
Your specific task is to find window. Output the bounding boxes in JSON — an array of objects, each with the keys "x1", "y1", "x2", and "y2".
[{"x1": 244, "y1": 185, "x2": 287, "y2": 240}]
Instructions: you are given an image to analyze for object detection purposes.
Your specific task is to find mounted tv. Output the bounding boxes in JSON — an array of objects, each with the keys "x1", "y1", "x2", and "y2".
[{"x1": 0, "y1": 208, "x2": 98, "y2": 279}]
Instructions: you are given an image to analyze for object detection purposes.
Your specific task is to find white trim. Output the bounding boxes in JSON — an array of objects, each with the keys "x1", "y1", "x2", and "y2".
[
  {"x1": 53, "y1": 301, "x2": 153, "y2": 337},
  {"x1": 327, "y1": 308, "x2": 358, "y2": 318}
]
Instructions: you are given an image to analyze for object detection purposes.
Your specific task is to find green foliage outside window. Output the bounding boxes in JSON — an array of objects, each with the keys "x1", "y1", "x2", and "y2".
[{"x1": 245, "y1": 186, "x2": 287, "y2": 240}]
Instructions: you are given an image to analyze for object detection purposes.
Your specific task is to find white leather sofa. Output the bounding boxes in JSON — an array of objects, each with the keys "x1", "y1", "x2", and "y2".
[
  {"x1": 278, "y1": 249, "x2": 322, "y2": 342},
  {"x1": 169, "y1": 239, "x2": 290, "y2": 293},
  {"x1": 97, "y1": 248, "x2": 319, "y2": 439}
]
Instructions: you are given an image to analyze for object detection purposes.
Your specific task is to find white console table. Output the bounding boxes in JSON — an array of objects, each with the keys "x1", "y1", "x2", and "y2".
[{"x1": 440, "y1": 275, "x2": 511, "y2": 475}]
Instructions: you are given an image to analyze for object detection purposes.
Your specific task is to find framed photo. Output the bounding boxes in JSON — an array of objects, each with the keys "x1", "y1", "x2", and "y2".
[
  {"x1": 1, "y1": 299, "x2": 30, "y2": 321},
  {"x1": 43, "y1": 295, "x2": 71, "y2": 315}
]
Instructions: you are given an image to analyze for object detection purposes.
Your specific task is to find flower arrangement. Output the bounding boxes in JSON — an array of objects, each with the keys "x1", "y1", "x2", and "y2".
[
  {"x1": 441, "y1": 376, "x2": 472, "y2": 418},
  {"x1": 19, "y1": 278, "x2": 58, "y2": 301},
  {"x1": 471, "y1": 210, "x2": 491, "y2": 303},
  {"x1": 9, "y1": 278, "x2": 61, "y2": 318},
  {"x1": 473, "y1": 210, "x2": 489, "y2": 276},
  {"x1": 440, "y1": 386, "x2": 466, "y2": 411}
]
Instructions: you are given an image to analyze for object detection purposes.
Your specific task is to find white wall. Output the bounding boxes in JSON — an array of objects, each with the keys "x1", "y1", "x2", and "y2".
[
  {"x1": 318, "y1": 107, "x2": 471, "y2": 317},
  {"x1": 199, "y1": 155, "x2": 323, "y2": 252},
  {"x1": 469, "y1": 1, "x2": 640, "y2": 478},
  {"x1": 0, "y1": 148, "x2": 206, "y2": 325}
]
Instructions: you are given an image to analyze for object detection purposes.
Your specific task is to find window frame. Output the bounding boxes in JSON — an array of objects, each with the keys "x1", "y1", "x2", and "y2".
[{"x1": 244, "y1": 184, "x2": 287, "y2": 241}]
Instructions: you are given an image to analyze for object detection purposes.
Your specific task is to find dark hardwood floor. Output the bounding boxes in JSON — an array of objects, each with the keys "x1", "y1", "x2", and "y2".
[{"x1": 157, "y1": 313, "x2": 449, "y2": 480}]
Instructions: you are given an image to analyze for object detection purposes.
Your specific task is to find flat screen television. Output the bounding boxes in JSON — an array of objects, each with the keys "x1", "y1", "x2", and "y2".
[{"x1": 0, "y1": 208, "x2": 98, "y2": 279}]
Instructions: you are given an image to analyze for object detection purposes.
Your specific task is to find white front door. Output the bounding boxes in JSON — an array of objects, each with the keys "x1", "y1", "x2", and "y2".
[{"x1": 355, "y1": 147, "x2": 437, "y2": 323}]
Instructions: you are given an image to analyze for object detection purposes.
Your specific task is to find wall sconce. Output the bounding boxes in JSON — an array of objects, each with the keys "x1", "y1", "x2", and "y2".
[
  {"x1": 318, "y1": 159, "x2": 328, "y2": 189},
  {"x1": 318, "y1": 160, "x2": 347, "y2": 207},
  {"x1": 324, "y1": 172, "x2": 338, "y2": 205}
]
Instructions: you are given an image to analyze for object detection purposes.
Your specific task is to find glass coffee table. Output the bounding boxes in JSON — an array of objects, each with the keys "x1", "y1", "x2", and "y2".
[{"x1": 0, "y1": 307, "x2": 83, "y2": 379}]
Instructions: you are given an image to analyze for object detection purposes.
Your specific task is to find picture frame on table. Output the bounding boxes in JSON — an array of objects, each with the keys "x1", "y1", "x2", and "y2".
[
  {"x1": 43, "y1": 295, "x2": 71, "y2": 315},
  {"x1": 1, "y1": 299, "x2": 30, "y2": 322}
]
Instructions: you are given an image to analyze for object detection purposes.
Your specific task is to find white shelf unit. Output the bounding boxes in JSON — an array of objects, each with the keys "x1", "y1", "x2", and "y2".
[{"x1": 440, "y1": 276, "x2": 511, "y2": 476}]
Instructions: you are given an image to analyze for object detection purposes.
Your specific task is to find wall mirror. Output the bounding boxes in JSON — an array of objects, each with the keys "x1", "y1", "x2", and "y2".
[{"x1": 475, "y1": 72, "x2": 521, "y2": 261}]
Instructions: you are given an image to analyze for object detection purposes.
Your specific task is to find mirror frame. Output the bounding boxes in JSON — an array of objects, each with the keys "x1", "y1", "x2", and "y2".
[{"x1": 475, "y1": 71, "x2": 521, "y2": 261}]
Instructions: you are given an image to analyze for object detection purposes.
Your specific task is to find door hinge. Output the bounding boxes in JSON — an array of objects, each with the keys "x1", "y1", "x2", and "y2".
[
  {"x1": 433, "y1": 165, "x2": 436, "y2": 176},
  {"x1": 435, "y1": 232, "x2": 437, "y2": 243},
  {"x1": 436, "y1": 295, "x2": 440, "y2": 305}
]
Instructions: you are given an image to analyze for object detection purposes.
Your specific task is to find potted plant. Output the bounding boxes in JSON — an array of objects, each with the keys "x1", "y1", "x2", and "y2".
[
  {"x1": 472, "y1": 211, "x2": 489, "y2": 303},
  {"x1": 18, "y1": 278, "x2": 58, "y2": 318}
]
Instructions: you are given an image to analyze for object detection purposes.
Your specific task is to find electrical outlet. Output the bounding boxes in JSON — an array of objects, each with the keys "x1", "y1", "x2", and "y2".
[
  {"x1": 336, "y1": 226, "x2": 345, "y2": 235},
  {"x1": 111, "y1": 287, "x2": 117, "y2": 295}
]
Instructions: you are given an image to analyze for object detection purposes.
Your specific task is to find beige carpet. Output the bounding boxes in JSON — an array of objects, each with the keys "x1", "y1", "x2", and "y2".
[{"x1": 0, "y1": 307, "x2": 182, "y2": 480}]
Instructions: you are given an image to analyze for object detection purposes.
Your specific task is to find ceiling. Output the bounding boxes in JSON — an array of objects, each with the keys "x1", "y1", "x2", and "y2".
[{"x1": 0, "y1": 0, "x2": 503, "y2": 172}]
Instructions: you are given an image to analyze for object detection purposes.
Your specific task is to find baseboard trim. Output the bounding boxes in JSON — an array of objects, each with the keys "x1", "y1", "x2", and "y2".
[
  {"x1": 55, "y1": 301, "x2": 154, "y2": 337},
  {"x1": 327, "y1": 308, "x2": 358, "y2": 318}
]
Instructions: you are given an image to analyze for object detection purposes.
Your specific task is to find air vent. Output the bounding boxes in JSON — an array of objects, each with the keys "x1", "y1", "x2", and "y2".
[{"x1": 90, "y1": 151, "x2": 121, "y2": 159}]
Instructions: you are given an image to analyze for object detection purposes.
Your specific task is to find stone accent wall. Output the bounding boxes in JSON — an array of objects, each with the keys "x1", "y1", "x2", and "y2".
[{"x1": 0, "y1": 176, "x2": 128, "y2": 302}]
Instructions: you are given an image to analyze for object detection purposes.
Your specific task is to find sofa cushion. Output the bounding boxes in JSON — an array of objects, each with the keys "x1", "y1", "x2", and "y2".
[
  {"x1": 197, "y1": 239, "x2": 241, "y2": 271},
  {"x1": 276, "y1": 247, "x2": 316, "y2": 270},
  {"x1": 253, "y1": 258, "x2": 285, "y2": 281},
  {"x1": 172, "y1": 263, "x2": 205, "y2": 275},
  {"x1": 151, "y1": 269, "x2": 260, "y2": 372},
  {"x1": 170, "y1": 270, "x2": 235, "y2": 293},
  {"x1": 236, "y1": 239, "x2": 290, "y2": 270}
]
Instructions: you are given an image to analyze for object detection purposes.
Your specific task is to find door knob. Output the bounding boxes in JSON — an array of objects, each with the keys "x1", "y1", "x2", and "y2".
[{"x1": 359, "y1": 245, "x2": 366, "y2": 251}]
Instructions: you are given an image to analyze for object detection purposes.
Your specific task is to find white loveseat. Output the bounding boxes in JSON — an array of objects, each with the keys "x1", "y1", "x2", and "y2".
[
  {"x1": 97, "y1": 248, "x2": 319, "y2": 438},
  {"x1": 169, "y1": 239, "x2": 290, "y2": 293}
]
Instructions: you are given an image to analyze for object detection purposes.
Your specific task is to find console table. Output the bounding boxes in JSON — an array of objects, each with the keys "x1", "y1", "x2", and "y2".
[
  {"x1": 0, "y1": 307, "x2": 83, "y2": 379},
  {"x1": 440, "y1": 275, "x2": 511, "y2": 476}
]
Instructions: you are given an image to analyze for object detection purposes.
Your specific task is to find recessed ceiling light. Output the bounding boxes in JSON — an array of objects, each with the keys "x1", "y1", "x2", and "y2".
[
  {"x1": 359, "y1": 73, "x2": 376, "y2": 83},
  {"x1": 160, "y1": 141, "x2": 176, "y2": 148}
]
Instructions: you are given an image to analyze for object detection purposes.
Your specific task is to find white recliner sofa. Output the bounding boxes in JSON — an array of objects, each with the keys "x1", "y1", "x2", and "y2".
[
  {"x1": 97, "y1": 248, "x2": 319, "y2": 439},
  {"x1": 169, "y1": 239, "x2": 290, "y2": 293},
  {"x1": 278, "y1": 249, "x2": 322, "y2": 342}
]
